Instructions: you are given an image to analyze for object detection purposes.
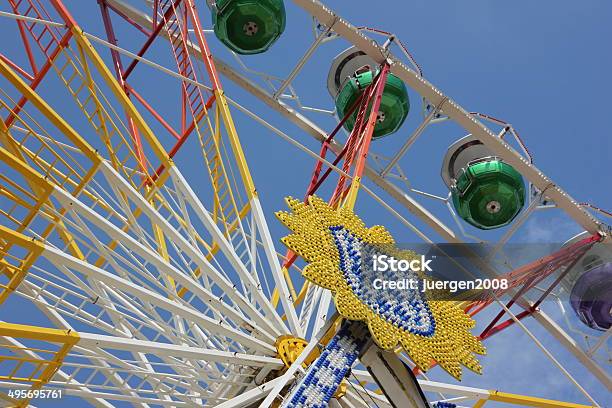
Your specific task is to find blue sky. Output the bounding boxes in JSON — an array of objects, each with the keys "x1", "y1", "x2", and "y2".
[{"x1": 1, "y1": 0, "x2": 611, "y2": 406}]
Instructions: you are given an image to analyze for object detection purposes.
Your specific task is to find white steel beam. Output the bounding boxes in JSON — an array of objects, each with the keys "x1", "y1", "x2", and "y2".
[
  {"x1": 77, "y1": 332, "x2": 283, "y2": 368},
  {"x1": 98, "y1": 162, "x2": 285, "y2": 335},
  {"x1": 214, "y1": 377, "x2": 285, "y2": 408},
  {"x1": 360, "y1": 347, "x2": 428, "y2": 408},
  {"x1": 345, "y1": 386, "x2": 391, "y2": 408},
  {"x1": 273, "y1": 23, "x2": 334, "y2": 99},
  {"x1": 259, "y1": 314, "x2": 339, "y2": 408},
  {"x1": 342, "y1": 390, "x2": 369, "y2": 408},
  {"x1": 532, "y1": 309, "x2": 612, "y2": 391},
  {"x1": 170, "y1": 167, "x2": 298, "y2": 336},
  {"x1": 311, "y1": 288, "x2": 332, "y2": 336},
  {"x1": 352, "y1": 369, "x2": 490, "y2": 400},
  {"x1": 249, "y1": 196, "x2": 303, "y2": 337},
  {"x1": 0, "y1": 337, "x2": 115, "y2": 408},
  {"x1": 20, "y1": 277, "x2": 171, "y2": 406},
  {"x1": 40, "y1": 244, "x2": 276, "y2": 354},
  {"x1": 52, "y1": 182, "x2": 277, "y2": 343},
  {"x1": 380, "y1": 105, "x2": 440, "y2": 177}
]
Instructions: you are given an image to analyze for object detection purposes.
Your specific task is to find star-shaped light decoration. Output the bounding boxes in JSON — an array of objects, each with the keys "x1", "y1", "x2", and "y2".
[{"x1": 276, "y1": 195, "x2": 486, "y2": 380}]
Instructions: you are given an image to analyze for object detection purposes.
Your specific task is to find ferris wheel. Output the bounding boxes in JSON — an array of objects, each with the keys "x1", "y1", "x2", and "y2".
[{"x1": 0, "y1": 0, "x2": 609, "y2": 407}]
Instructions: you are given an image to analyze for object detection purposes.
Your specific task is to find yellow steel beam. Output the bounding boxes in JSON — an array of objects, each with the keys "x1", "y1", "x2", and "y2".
[
  {"x1": 0, "y1": 58, "x2": 98, "y2": 163},
  {"x1": 0, "y1": 67, "x2": 97, "y2": 264},
  {"x1": 214, "y1": 90, "x2": 257, "y2": 200},
  {"x1": 70, "y1": 28, "x2": 172, "y2": 182},
  {"x1": 0, "y1": 136, "x2": 54, "y2": 195},
  {"x1": 176, "y1": 200, "x2": 253, "y2": 299},
  {"x1": 5, "y1": 138, "x2": 102, "y2": 205},
  {"x1": 344, "y1": 175, "x2": 362, "y2": 211},
  {"x1": 487, "y1": 390, "x2": 596, "y2": 408},
  {"x1": 151, "y1": 193, "x2": 177, "y2": 295},
  {"x1": 0, "y1": 116, "x2": 88, "y2": 265},
  {"x1": 73, "y1": 38, "x2": 129, "y2": 172},
  {"x1": 0, "y1": 224, "x2": 43, "y2": 253},
  {"x1": 271, "y1": 265, "x2": 299, "y2": 309},
  {"x1": 0, "y1": 147, "x2": 53, "y2": 304},
  {"x1": 0, "y1": 322, "x2": 79, "y2": 408},
  {"x1": 0, "y1": 226, "x2": 44, "y2": 305},
  {"x1": 0, "y1": 321, "x2": 78, "y2": 345}
]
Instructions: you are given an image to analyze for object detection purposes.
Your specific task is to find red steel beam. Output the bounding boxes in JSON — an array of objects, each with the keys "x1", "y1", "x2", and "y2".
[
  {"x1": 122, "y1": 0, "x2": 183, "y2": 80},
  {"x1": 183, "y1": 0, "x2": 221, "y2": 91},
  {"x1": 104, "y1": 1, "x2": 152, "y2": 36},
  {"x1": 9, "y1": 0, "x2": 39, "y2": 76},
  {"x1": 478, "y1": 309, "x2": 532, "y2": 340},
  {"x1": 4, "y1": 29, "x2": 73, "y2": 127},
  {"x1": 106, "y1": 0, "x2": 219, "y2": 184},
  {"x1": 305, "y1": 79, "x2": 374, "y2": 199},
  {"x1": 127, "y1": 85, "x2": 182, "y2": 140},
  {"x1": 0, "y1": 54, "x2": 34, "y2": 81},
  {"x1": 479, "y1": 275, "x2": 537, "y2": 339},
  {"x1": 98, "y1": 0, "x2": 148, "y2": 175},
  {"x1": 282, "y1": 67, "x2": 388, "y2": 271},
  {"x1": 413, "y1": 234, "x2": 600, "y2": 376}
]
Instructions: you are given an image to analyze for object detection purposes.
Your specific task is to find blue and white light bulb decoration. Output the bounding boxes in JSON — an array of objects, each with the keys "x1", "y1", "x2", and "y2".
[{"x1": 281, "y1": 323, "x2": 367, "y2": 408}]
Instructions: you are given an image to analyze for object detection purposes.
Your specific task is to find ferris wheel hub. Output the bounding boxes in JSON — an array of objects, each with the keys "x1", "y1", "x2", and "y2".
[
  {"x1": 211, "y1": 0, "x2": 286, "y2": 55},
  {"x1": 275, "y1": 335, "x2": 319, "y2": 370}
]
